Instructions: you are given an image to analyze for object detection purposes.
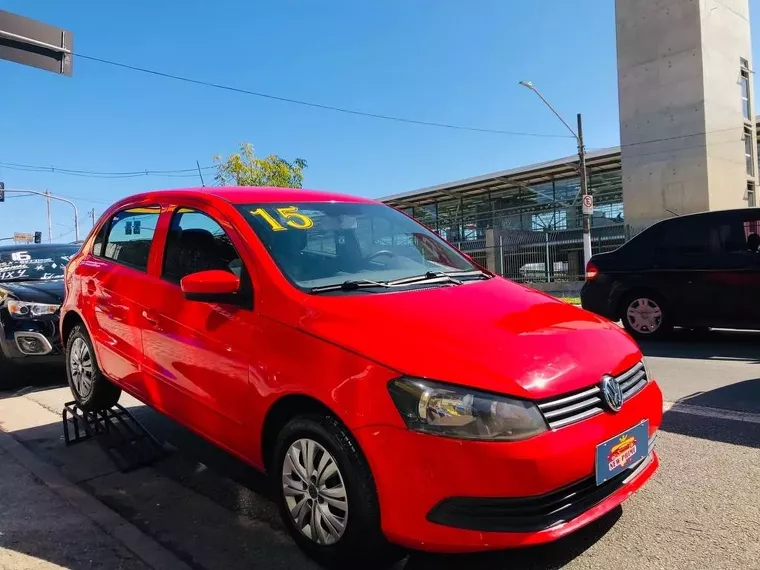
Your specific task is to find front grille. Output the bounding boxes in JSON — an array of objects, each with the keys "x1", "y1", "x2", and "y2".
[
  {"x1": 426, "y1": 438, "x2": 656, "y2": 533},
  {"x1": 537, "y1": 361, "x2": 648, "y2": 430}
]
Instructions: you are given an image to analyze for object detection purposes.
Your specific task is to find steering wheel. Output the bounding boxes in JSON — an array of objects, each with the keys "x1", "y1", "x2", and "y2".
[{"x1": 367, "y1": 250, "x2": 395, "y2": 262}]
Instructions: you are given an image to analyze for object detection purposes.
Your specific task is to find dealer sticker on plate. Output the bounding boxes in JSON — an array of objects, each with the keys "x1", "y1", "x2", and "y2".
[{"x1": 595, "y1": 420, "x2": 649, "y2": 485}]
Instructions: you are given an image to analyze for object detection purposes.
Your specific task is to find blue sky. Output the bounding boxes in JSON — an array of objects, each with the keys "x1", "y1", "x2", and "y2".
[{"x1": 0, "y1": 0, "x2": 758, "y2": 241}]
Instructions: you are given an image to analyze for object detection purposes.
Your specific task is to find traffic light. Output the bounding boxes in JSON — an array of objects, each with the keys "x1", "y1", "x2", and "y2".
[
  {"x1": 34, "y1": 231, "x2": 42, "y2": 244},
  {"x1": 0, "y1": 182, "x2": 4, "y2": 202}
]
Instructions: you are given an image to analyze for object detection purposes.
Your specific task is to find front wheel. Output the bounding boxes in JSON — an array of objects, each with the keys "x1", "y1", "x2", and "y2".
[
  {"x1": 272, "y1": 415, "x2": 403, "y2": 569},
  {"x1": 65, "y1": 325, "x2": 121, "y2": 411},
  {"x1": 621, "y1": 293, "x2": 673, "y2": 340}
]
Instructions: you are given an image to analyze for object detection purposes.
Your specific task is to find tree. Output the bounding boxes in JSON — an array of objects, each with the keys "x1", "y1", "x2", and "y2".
[{"x1": 213, "y1": 143, "x2": 307, "y2": 188}]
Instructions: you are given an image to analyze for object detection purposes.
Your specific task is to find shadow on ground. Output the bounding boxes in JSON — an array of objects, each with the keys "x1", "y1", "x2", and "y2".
[
  {"x1": 639, "y1": 328, "x2": 760, "y2": 363},
  {"x1": 659, "y1": 378, "x2": 760, "y2": 449},
  {"x1": 4, "y1": 396, "x2": 620, "y2": 570},
  {"x1": 0, "y1": 363, "x2": 66, "y2": 398},
  {"x1": 128, "y1": 402, "x2": 620, "y2": 569}
]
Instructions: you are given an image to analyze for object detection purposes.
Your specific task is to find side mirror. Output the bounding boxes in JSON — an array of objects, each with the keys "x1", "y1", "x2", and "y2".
[{"x1": 180, "y1": 270, "x2": 240, "y2": 303}]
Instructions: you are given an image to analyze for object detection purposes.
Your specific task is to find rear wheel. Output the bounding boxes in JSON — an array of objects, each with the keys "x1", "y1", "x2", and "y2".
[
  {"x1": 272, "y1": 415, "x2": 403, "y2": 569},
  {"x1": 65, "y1": 325, "x2": 121, "y2": 411},
  {"x1": 621, "y1": 293, "x2": 673, "y2": 340}
]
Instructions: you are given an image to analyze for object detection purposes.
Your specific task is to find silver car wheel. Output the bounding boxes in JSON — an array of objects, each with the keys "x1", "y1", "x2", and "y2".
[
  {"x1": 69, "y1": 337, "x2": 94, "y2": 399},
  {"x1": 282, "y1": 438, "x2": 348, "y2": 546},
  {"x1": 626, "y1": 297, "x2": 663, "y2": 334}
]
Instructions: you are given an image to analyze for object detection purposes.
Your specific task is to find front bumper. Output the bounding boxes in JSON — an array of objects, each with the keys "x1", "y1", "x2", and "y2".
[
  {"x1": 0, "y1": 318, "x2": 63, "y2": 365},
  {"x1": 354, "y1": 380, "x2": 663, "y2": 553}
]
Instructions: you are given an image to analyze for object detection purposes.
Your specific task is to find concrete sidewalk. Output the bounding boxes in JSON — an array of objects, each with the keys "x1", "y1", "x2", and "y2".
[{"x1": 0, "y1": 406, "x2": 191, "y2": 570}]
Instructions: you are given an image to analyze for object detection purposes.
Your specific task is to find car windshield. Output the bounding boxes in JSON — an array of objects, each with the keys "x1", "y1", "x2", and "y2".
[
  {"x1": 0, "y1": 245, "x2": 80, "y2": 282},
  {"x1": 236, "y1": 202, "x2": 478, "y2": 290}
]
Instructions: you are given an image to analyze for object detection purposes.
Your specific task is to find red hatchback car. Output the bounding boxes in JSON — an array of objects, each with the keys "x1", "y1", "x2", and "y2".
[{"x1": 60, "y1": 187, "x2": 662, "y2": 567}]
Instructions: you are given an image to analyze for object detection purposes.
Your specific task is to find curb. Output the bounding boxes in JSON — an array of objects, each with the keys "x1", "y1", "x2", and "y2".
[{"x1": 0, "y1": 425, "x2": 193, "y2": 570}]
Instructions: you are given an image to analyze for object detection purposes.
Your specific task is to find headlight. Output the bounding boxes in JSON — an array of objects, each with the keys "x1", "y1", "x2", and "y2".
[
  {"x1": 388, "y1": 378, "x2": 548, "y2": 441},
  {"x1": 6, "y1": 300, "x2": 60, "y2": 318}
]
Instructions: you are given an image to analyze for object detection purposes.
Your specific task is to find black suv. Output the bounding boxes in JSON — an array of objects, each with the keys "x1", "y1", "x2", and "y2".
[
  {"x1": 581, "y1": 208, "x2": 760, "y2": 340},
  {"x1": 0, "y1": 243, "x2": 80, "y2": 383}
]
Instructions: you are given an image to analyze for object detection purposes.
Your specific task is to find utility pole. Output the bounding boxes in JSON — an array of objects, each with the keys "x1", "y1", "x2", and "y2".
[
  {"x1": 45, "y1": 190, "x2": 52, "y2": 244},
  {"x1": 577, "y1": 113, "x2": 591, "y2": 266},
  {"x1": 89, "y1": 208, "x2": 96, "y2": 228}
]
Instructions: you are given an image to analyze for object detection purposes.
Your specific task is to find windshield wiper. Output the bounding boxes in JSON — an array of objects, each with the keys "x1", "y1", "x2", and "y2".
[
  {"x1": 386, "y1": 270, "x2": 491, "y2": 287},
  {"x1": 310, "y1": 279, "x2": 391, "y2": 294}
]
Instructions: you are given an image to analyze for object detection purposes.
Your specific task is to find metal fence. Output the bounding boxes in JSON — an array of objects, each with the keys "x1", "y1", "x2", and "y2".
[{"x1": 451, "y1": 224, "x2": 646, "y2": 283}]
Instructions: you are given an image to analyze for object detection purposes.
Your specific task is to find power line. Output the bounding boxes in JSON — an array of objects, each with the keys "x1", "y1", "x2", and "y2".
[
  {"x1": 0, "y1": 160, "x2": 215, "y2": 179},
  {"x1": 0, "y1": 124, "x2": 748, "y2": 182},
  {"x1": 76, "y1": 53, "x2": 573, "y2": 139}
]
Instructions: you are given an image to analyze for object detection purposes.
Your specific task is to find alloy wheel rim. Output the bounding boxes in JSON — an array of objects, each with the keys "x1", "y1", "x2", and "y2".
[
  {"x1": 626, "y1": 298, "x2": 663, "y2": 334},
  {"x1": 69, "y1": 338, "x2": 94, "y2": 399},
  {"x1": 282, "y1": 438, "x2": 348, "y2": 545}
]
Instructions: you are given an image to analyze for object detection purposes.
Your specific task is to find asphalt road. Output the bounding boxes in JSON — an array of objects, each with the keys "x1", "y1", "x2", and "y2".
[{"x1": 0, "y1": 328, "x2": 759, "y2": 570}]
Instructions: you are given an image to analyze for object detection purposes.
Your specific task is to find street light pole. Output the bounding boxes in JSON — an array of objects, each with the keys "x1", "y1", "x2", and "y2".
[
  {"x1": 3, "y1": 188, "x2": 79, "y2": 242},
  {"x1": 519, "y1": 81, "x2": 593, "y2": 269}
]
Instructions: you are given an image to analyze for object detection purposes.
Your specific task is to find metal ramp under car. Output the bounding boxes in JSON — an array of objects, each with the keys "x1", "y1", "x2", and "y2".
[{"x1": 62, "y1": 401, "x2": 166, "y2": 472}]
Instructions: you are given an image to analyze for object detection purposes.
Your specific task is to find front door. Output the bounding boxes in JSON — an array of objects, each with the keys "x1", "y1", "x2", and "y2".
[
  {"x1": 140, "y1": 206, "x2": 255, "y2": 456},
  {"x1": 653, "y1": 214, "x2": 750, "y2": 329}
]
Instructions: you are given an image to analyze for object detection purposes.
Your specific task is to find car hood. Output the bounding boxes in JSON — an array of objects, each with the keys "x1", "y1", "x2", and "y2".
[
  {"x1": 0, "y1": 279, "x2": 65, "y2": 304},
  {"x1": 299, "y1": 278, "x2": 641, "y2": 400}
]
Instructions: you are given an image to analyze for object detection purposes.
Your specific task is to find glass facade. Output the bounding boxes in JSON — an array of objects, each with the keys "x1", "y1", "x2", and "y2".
[{"x1": 399, "y1": 169, "x2": 624, "y2": 243}]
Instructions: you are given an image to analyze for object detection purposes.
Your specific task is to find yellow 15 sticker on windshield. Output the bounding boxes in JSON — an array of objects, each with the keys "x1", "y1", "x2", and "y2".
[{"x1": 251, "y1": 206, "x2": 314, "y2": 231}]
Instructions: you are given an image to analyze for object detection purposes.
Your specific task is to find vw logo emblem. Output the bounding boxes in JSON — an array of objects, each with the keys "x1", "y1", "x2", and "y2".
[{"x1": 601, "y1": 375, "x2": 624, "y2": 412}]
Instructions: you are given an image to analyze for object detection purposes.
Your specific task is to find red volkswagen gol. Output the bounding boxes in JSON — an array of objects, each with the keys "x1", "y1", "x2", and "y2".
[{"x1": 61, "y1": 187, "x2": 662, "y2": 567}]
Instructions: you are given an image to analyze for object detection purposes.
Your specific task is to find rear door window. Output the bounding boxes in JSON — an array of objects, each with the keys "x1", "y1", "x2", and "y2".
[
  {"x1": 98, "y1": 207, "x2": 161, "y2": 271},
  {"x1": 659, "y1": 219, "x2": 710, "y2": 256}
]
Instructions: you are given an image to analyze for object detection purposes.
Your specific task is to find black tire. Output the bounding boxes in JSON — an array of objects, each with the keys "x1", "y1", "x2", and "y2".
[
  {"x1": 271, "y1": 415, "x2": 404, "y2": 569},
  {"x1": 620, "y1": 291, "x2": 673, "y2": 341},
  {"x1": 65, "y1": 325, "x2": 121, "y2": 411}
]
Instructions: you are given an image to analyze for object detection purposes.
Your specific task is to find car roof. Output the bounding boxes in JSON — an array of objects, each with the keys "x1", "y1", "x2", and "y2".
[
  {"x1": 0, "y1": 243, "x2": 79, "y2": 253},
  {"x1": 643, "y1": 207, "x2": 759, "y2": 233},
  {"x1": 115, "y1": 187, "x2": 377, "y2": 206},
  {"x1": 660, "y1": 208, "x2": 757, "y2": 222}
]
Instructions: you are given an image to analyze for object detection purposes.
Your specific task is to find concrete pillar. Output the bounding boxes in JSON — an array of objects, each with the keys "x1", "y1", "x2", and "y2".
[
  {"x1": 485, "y1": 228, "x2": 500, "y2": 273},
  {"x1": 616, "y1": 0, "x2": 757, "y2": 229}
]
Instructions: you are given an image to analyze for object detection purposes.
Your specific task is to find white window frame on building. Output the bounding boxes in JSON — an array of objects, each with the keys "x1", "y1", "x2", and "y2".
[
  {"x1": 741, "y1": 58, "x2": 752, "y2": 121},
  {"x1": 744, "y1": 125, "x2": 755, "y2": 177}
]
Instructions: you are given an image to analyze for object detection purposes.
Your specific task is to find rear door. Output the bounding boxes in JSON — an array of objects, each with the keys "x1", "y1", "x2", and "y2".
[{"x1": 78, "y1": 206, "x2": 161, "y2": 395}]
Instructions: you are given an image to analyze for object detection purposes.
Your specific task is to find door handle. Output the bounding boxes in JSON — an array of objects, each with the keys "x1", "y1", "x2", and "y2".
[{"x1": 141, "y1": 310, "x2": 159, "y2": 326}]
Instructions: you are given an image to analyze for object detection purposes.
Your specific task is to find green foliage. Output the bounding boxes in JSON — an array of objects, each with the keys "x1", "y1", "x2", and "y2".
[{"x1": 213, "y1": 143, "x2": 307, "y2": 188}]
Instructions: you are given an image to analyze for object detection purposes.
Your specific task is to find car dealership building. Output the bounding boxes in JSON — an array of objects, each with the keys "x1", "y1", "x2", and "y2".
[{"x1": 380, "y1": 0, "x2": 758, "y2": 284}]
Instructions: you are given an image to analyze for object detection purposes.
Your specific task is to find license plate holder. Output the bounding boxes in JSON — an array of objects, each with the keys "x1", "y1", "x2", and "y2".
[{"x1": 595, "y1": 420, "x2": 649, "y2": 486}]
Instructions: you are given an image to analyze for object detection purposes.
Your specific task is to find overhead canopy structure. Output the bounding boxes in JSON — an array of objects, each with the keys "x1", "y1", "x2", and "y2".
[{"x1": 380, "y1": 147, "x2": 621, "y2": 209}]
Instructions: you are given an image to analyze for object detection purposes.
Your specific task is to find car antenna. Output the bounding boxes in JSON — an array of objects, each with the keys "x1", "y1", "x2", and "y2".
[{"x1": 665, "y1": 209, "x2": 679, "y2": 217}]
